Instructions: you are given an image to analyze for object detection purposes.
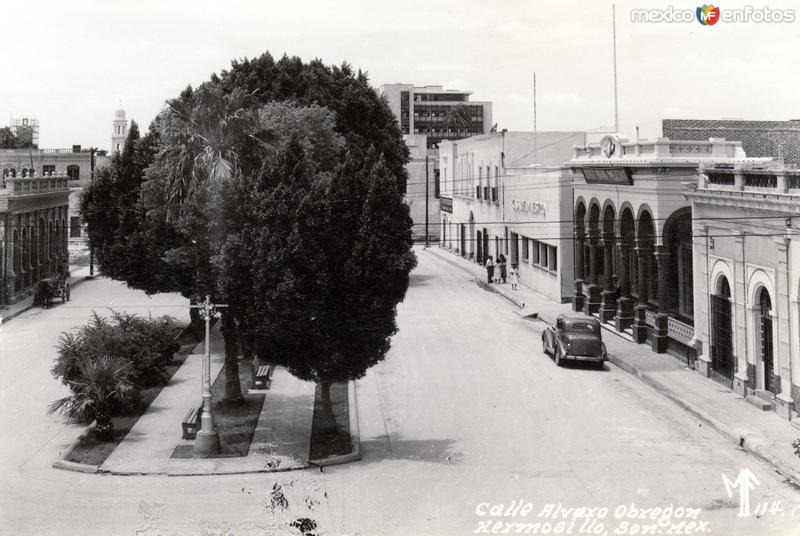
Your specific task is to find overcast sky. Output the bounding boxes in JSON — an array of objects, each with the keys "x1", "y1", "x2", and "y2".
[{"x1": 3, "y1": 0, "x2": 798, "y2": 149}]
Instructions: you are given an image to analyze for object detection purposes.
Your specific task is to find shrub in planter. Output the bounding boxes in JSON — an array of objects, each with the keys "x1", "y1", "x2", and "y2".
[
  {"x1": 52, "y1": 311, "x2": 181, "y2": 402},
  {"x1": 48, "y1": 354, "x2": 137, "y2": 439}
]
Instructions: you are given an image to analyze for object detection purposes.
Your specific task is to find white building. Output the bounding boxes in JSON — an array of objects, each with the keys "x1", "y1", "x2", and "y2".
[{"x1": 438, "y1": 131, "x2": 585, "y2": 302}]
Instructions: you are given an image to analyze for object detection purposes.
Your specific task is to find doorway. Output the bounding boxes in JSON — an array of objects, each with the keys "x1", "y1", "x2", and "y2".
[
  {"x1": 759, "y1": 288, "x2": 775, "y2": 393},
  {"x1": 710, "y1": 276, "x2": 734, "y2": 387}
]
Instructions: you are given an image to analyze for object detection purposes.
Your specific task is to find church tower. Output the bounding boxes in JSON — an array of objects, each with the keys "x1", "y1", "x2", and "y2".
[{"x1": 111, "y1": 106, "x2": 128, "y2": 155}]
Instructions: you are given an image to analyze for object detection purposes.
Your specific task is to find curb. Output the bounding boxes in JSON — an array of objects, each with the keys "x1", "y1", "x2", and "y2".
[
  {"x1": 51, "y1": 419, "x2": 101, "y2": 474},
  {"x1": 310, "y1": 379, "x2": 362, "y2": 468},
  {"x1": 54, "y1": 375, "x2": 363, "y2": 476},
  {"x1": 635, "y1": 371, "x2": 800, "y2": 489}
]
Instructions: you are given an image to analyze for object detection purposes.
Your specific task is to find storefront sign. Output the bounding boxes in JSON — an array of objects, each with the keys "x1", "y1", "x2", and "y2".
[
  {"x1": 581, "y1": 167, "x2": 632, "y2": 185},
  {"x1": 510, "y1": 199, "x2": 546, "y2": 217},
  {"x1": 440, "y1": 196, "x2": 453, "y2": 213}
]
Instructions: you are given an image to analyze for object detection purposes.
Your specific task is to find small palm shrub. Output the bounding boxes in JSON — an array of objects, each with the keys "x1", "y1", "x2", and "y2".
[
  {"x1": 48, "y1": 354, "x2": 137, "y2": 440},
  {"x1": 52, "y1": 312, "x2": 180, "y2": 394}
]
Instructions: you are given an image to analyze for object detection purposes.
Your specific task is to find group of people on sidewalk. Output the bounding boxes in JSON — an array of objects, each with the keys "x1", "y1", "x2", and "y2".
[{"x1": 484, "y1": 254, "x2": 519, "y2": 290}]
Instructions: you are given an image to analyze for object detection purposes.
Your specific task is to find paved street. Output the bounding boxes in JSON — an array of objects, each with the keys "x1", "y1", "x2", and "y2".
[{"x1": 2, "y1": 252, "x2": 800, "y2": 535}]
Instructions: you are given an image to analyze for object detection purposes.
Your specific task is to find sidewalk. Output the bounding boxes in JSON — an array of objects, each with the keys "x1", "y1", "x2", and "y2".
[
  {"x1": 96, "y1": 322, "x2": 316, "y2": 475},
  {"x1": 424, "y1": 246, "x2": 800, "y2": 488},
  {"x1": 0, "y1": 264, "x2": 93, "y2": 325}
]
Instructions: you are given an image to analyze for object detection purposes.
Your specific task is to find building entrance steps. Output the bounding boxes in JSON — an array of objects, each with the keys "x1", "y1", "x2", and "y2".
[{"x1": 424, "y1": 246, "x2": 800, "y2": 488}]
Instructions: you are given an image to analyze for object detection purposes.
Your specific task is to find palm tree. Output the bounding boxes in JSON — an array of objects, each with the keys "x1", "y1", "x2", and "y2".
[
  {"x1": 157, "y1": 84, "x2": 273, "y2": 404},
  {"x1": 48, "y1": 355, "x2": 137, "y2": 441},
  {"x1": 161, "y1": 85, "x2": 266, "y2": 220},
  {"x1": 444, "y1": 104, "x2": 473, "y2": 137}
]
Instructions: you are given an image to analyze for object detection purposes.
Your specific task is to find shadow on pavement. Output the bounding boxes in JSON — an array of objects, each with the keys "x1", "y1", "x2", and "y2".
[{"x1": 359, "y1": 436, "x2": 461, "y2": 465}]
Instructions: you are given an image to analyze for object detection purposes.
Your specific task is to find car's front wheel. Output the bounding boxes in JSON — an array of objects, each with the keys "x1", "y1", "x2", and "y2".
[
  {"x1": 542, "y1": 335, "x2": 549, "y2": 356},
  {"x1": 554, "y1": 346, "x2": 563, "y2": 367}
]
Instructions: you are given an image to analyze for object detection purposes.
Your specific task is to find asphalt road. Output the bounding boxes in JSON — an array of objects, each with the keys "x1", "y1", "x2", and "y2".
[{"x1": 1, "y1": 252, "x2": 799, "y2": 536}]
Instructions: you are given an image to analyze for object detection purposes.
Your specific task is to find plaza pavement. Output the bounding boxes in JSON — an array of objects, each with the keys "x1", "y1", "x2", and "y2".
[{"x1": 425, "y1": 246, "x2": 800, "y2": 489}]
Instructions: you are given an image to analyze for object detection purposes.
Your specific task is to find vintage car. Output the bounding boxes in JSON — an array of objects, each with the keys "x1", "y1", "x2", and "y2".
[{"x1": 542, "y1": 314, "x2": 607, "y2": 368}]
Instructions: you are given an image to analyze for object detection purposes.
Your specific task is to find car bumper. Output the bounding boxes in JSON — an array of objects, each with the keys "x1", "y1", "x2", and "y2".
[{"x1": 564, "y1": 353, "x2": 607, "y2": 363}]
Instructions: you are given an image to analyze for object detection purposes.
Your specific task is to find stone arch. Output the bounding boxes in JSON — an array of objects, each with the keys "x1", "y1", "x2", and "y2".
[
  {"x1": 710, "y1": 258, "x2": 735, "y2": 297},
  {"x1": 747, "y1": 268, "x2": 776, "y2": 309},
  {"x1": 662, "y1": 207, "x2": 693, "y2": 318}
]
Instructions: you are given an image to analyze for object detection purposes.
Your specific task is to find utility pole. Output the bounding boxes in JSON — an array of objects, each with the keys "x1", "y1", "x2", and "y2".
[
  {"x1": 425, "y1": 154, "x2": 429, "y2": 248},
  {"x1": 533, "y1": 72, "x2": 538, "y2": 157},
  {"x1": 612, "y1": 4, "x2": 619, "y2": 133},
  {"x1": 88, "y1": 147, "x2": 96, "y2": 277},
  {"x1": 191, "y1": 295, "x2": 227, "y2": 457}
]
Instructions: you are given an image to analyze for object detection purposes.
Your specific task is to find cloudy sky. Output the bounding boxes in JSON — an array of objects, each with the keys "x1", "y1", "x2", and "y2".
[{"x1": 2, "y1": 0, "x2": 798, "y2": 149}]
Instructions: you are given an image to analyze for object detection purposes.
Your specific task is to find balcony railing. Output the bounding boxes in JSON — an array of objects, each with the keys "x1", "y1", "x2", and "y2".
[
  {"x1": 744, "y1": 174, "x2": 777, "y2": 188},
  {"x1": 668, "y1": 317, "x2": 694, "y2": 345}
]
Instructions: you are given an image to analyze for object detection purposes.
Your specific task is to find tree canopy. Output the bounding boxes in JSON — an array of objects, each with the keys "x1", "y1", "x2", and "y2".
[{"x1": 81, "y1": 51, "x2": 416, "y2": 402}]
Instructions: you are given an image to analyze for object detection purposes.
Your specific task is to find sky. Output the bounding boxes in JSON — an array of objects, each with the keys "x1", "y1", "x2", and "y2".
[{"x1": 2, "y1": 0, "x2": 798, "y2": 150}]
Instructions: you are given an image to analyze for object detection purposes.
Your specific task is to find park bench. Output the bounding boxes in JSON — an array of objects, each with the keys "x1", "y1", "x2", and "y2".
[
  {"x1": 181, "y1": 405, "x2": 202, "y2": 440},
  {"x1": 248, "y1": 364, "x2": 275, "y2": 393}
]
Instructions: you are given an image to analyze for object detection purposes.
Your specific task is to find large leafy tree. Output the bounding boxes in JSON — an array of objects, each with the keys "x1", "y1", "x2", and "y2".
[{"x1": 82, "y1": 52, "x2": 416, "y2": 422}]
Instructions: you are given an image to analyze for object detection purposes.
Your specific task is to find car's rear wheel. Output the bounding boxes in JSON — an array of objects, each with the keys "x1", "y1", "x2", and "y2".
[{"x1": 554, "y1": 347, "x2": 563, "y2": 367}]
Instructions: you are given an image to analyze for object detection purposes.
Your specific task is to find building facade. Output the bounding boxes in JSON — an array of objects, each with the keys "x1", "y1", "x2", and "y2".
[
  {"x1": 1, "y1": 146, "x2": 110, "y2": 241},
  {"x1": 439, "y1": 131, "x2": 584, "y2": 302},
  {"x1": 403, "y1": 135, "x2": 439, "y2": 240},
  {"x1": 568, "y1": 136, "x2": 773, "y2": 361},
  {"x1": 380, "y1": 84, "x2": 492, "y2": 149},
  {"x1": 687, "y1": 163, "x2": 800, "y2": 420},
  {"x1": 1, "y1": 170, "x2": 71, "y2": 305}
]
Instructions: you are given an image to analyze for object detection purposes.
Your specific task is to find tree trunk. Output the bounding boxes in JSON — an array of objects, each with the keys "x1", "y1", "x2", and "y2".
[
  {"x1": 319, "y1": 381, "x2": 338, "y2": 432},
  {"x1": 221, "y1": 311, "x2": 244, "y2": 403},
  {"x1": 94, "y1": 402, "x2": 114, "y2": 441},
  {"x1": 189, "y1": 295, "x2": 202, "y2": 327}
]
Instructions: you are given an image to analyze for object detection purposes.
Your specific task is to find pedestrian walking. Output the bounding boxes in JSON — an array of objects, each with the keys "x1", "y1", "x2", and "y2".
[
  {"x1": 485, "y1": 255, "x2": 495, "y2": 284},
  {"x1": 498, "y1": 254, "x2": 507, "y2": 283},
  {"x1": 510, "y1": 264, "x2": 519, "y2": 290}
]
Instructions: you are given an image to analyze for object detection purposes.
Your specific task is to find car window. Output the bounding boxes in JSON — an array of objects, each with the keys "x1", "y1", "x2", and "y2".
[{"x1": 563, "y1": 320, "x2": 599, "y2": 334}]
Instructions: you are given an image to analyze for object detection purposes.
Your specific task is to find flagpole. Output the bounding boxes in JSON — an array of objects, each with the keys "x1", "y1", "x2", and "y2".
[{"x1": 612, "y1": 4, "x2": 619, "y2": 133}]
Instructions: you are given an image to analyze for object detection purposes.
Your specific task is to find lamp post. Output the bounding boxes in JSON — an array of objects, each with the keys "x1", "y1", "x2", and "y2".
[{"x1": 192, "y1": 295, "x2": 227, "y2": 457}]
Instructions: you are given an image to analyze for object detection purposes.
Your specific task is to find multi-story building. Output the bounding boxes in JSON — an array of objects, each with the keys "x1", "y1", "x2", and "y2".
[
  {"x1": 688, "y1": 162, "x2": 800, "y2": 420},
  {"x1": 0, "y1": 146, "x2": 110, "y2": 241},
  {"x1": 0, "y1": 170, "x2": 71, "y2": 305},
  {"x1": 380, "y1": 83, "x2": 492, "y2": 149},
  {"x1": 438, "y1": 131, "x2": 585, "y2": 302}
]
